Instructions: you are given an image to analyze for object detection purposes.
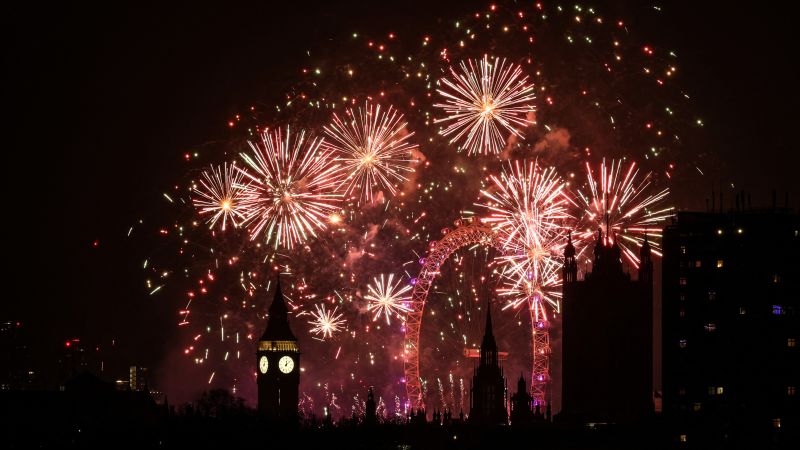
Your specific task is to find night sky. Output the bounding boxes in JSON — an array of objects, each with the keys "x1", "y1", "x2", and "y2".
[{"x1": 5, "y1": 1, "x2": 799, "y2": 401}]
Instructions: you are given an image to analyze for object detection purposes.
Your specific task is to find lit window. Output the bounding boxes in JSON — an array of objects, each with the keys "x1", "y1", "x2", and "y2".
[
  {"x1": 773, "y1": 305, "x2": 784, "y2": 315},
  {"x1": 789, "y1": 338, "x2": 797, "y2": 348},
  {"x1": 680, "y1": 245, "x2": 687, "y2": 254},
  {"x1": 695, "y1": 260, "x2": 702, "y2": 268},
  {"x1": 693, "y1": 402, "x2": 701, "y2": 411},
  {"x1": 739, "y1": 307, "x2": 747, "y2": 315},
  {"x1": 788, "y1": 386, "x2": 796, "y2": 396},
  {"x1": 680, "y1": 277, "x2": 687, "y2": 286},
  {"x1": 773, "y1": 274, "x2": 781, "y2": 283},
  {"x1": 708, "y1": 386, "x2": 715, "y2": 395},
  {"x1": 680, "y1": 294, "x2": 686, "y2": 302},
  {"x1": 679, "y1": 308, "x2": 686, "y2": 318},
  {"x1": 708, "y1": 291, "x2": 716, "y2": 301},
  {"x1": 679, "y1": 339, "x2": 687, "y2": 348},
  {"x1": 680, "y1": 434, "x2": 687, "y2": 443},
  {"x1": 773, "y1": 418, "x2": 781, "y2": 429},
  {"x1": 716, "y1": 386, "x2": 724, "y2": 395},
  {"x1": 705, "y1": 323, "x2": 716, "y2": 332},
  {"x1": 716, "y1": 260, "x2": 724, "y2": 268}
]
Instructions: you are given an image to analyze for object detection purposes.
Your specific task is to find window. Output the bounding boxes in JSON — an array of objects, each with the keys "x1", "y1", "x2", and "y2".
[
  {"x1": 707, "y1": 386, "x2": 725, "y2": 396},
  {"x1": 680, "y1": 434, "x2": 687, "y2": 443},
  {"x1": 680, "y1": 293, "x2": 686, "y2": 302},
  {"x1": 739, "y1": 307, "x2": 747, "y2": 315},
  {"x1": 680, "y1": 245, "x2": 687, "y2": 254},
  {"x1": 679, "y1": 308, "x2": 686, "y2": 318},
  {"x1": 773, "y1": 274, "x2": 781, "y2": 283},
  {"x1": 773, "y1": 305, "x2": 784, "y2": 315},
  {"x1": 679, "y1": 339, "x2": 687, "y2": 348},
  {"x1": 788, "y1": 386, "x2": 796, "y2": 396},
  {"x1": 680, "y1": 277, "x2": 687, "y2": 286},
  {"x1": 789, "y1": 338, "x2": 797, "y2": 348},
  {"x1": 692, "y1": 402, "x2": 701, "y2": 412},
  {"x1": 716, "y1": 259, "x2": 724, "y2": 268},
  {"x1": 695, "y1": 260, "x2": 702, "y2": 268},
  {"x1": 678, "y1": 387, "x2": 686, "y2": 396},
  {"x1": 708, "y1": 291, "x2": 716, "y2": 301},
  {"x1": 773, "y1": 418, "x2": 781, "y2": 429},
  {"x1": 705, "y1": 323, "x2": 716, "y2": 332}
]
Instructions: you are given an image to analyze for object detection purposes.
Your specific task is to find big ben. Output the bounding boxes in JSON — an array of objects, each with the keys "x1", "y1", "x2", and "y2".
[{"x1": 257, "y1": 278, "x2": 300, "y2": 421}]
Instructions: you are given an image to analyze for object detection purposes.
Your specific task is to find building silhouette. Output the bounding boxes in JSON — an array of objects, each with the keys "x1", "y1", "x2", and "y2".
[
  {"x1": 662, "y1": 208, "x2": 799, "y2": 446},
  {"x1": 509, "y1": 374, "x2": 536, "y2": 426},
  {"x1": 0, "y1": 321, "x2": 35, "y2": 391},
  {"x1": 257, "y1": 278, "x2": 300, "y2": 422},
  {"x1": 469, "y1": 300, "x2": 508, "y2": 425},
  {"x1": 561, "y1": 229, "x2": 653, "y2": 423}
]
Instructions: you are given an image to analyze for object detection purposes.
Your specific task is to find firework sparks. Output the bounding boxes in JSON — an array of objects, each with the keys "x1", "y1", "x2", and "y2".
[
  {"x1": 575, "y1": 158, "x2": 672, "y2": 266},
  {"x1": 238, "y1": 127, "x2": 342, "y2": 249},
  {"x1": 477, "y1": 160, "x2": 572, "y2": 320},
  {"x1": 434, "y1": 55, "x2": 536, "y2": 155},
  {"x1": 364, "y1": 274, "x2": 412, "y2": 325},
  {"x1": 308, "y1": 303, "x2": 345, "y2": 339},
  {"x1": 323, "y1": 101, "x2": 417, "y2": 204},
  {"x1": 192, "y1": 163, "x2": 250, "y2": 231}
]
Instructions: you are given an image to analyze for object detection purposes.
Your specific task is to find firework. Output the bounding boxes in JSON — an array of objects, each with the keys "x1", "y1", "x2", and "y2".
[
  {"x1": 192, "y1": 163, "x2": 250, "y2": 231},
  {"x1": 238, "y1": 127, "x2": 342, "y2": 249},
  {"x1": 364, "y1": 274, "x2": 412, "y2": 325},
  {"x1": 477, "y1": 160, "x2": 572, "y2": 319},
  {"x1": 145, "y1": 1, "x2": 701, "y2": 415},
  {"x1": 308, "y1": 303, "x2": 345, "y2": 339},
  {"x1": 434, "y1": 55, "x2": 536, "y2": 156},
  {"x1": 575, "y1": 158, "x2": 672, "y2": 266},
  {"x1": 323, "y1": 101, "x2": 417, "y2": 203}
]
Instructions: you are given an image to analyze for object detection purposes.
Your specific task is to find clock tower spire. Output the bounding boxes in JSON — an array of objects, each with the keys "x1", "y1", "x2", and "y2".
[{"x1": 257, "y1": 277, "x2": 300, "y2": 422}]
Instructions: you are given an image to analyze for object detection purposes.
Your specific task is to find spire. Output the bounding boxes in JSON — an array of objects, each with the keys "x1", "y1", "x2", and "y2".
[
  {"x1": 268, "y1": 276, "x2": 288, "y2": 319},
  {"x1": 517, "y1": 374, "x2": 527, "y2": 393},
  {"x1": 484, "y1": 299, "x2": 494, "y2": 338},
  {"x1": 261, "y1": 276, "x2": 296, "y2": 341},
  {"x1": 480, "y1": 296, "x2": 498, "y2": 366},
  {"x1": 564, "y1": 230, "x2": 575, "y2": 258}
]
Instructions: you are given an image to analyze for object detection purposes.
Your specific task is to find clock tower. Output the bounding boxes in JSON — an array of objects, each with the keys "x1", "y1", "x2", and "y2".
[{"x1": 257, "y1": 278, "x2": 300, "y2": 422}]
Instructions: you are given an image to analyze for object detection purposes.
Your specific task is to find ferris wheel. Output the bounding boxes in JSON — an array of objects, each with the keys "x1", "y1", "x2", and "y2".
[{"x1": 403, "y1": 217, "x2": 556, "y2": 411}]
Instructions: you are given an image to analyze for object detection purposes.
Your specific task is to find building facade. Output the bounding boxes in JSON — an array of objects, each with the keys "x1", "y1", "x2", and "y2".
[
  {"x1": 662, "y1": 209, "x2": 799, "y2": 446},
  {"x1": 561, "y1": 230, "x2": 653, "y2": 423}
]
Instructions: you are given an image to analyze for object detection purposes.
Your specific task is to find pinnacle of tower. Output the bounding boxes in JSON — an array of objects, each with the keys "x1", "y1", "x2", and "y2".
[
  {"x1": 261, "y1": 276, "x2": 297, "y2": 341},
  {"x1": 564, "y1": 230, "x2": 575, "y2": 257},
  {"x1": 481, "y1": 297, "x2": 497, "y2": 351}
]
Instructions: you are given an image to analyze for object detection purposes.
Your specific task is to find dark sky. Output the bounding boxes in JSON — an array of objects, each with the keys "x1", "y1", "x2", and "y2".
[{"x1": 5, "y1": 1, "x2": 799, "y2": 379}]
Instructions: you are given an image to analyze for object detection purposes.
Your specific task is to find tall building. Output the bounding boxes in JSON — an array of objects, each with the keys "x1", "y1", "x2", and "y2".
[
  {"x1": 561, "y1": 230, "x2": 653, "y2": 423},
  {"x1": 257, "y1": 278, "x2": 300, "y2": 422},
  {"x1": 469, "y1": 301, "x2": 508, "y2": 425},
  {"x1": 662, "y1": 209, "x2": 799, "y2": 446},
  {"x1": 0, "y1": 321, "x2": 35, "y2": 390}
]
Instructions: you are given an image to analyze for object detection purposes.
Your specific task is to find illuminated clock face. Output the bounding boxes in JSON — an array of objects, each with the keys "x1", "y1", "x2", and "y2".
[
  {"x1": 259, "y1": 356, "x2": 268, "y2": 374},
  {"x1": 278, "y1": 356, "x2": 294, "y2": 374}
]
